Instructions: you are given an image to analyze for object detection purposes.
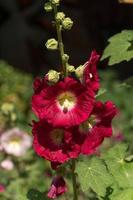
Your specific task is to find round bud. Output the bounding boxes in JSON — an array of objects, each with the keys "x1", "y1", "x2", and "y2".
[
  {"x1": 51, "y1": 0, "x2": 60, "y2": 5},
  {"x1": 62, "y1": 54, "x2": 69, "y2": 62},
  {"x1": 47, "y1": 70, "x2": 60, "y2": 84},
  {"x1": 67, "y1": 64, "x2": 75, "y2": 73},
  {"x1": 1, "y1": 103, "x2": 14, "y2": 115},
  {"x1": 62, "y1": 17, "x2": 73, "y2": 30},
  {"x1": 56, "y1": 12, "x2": 65, "y2": 22},
  {"x1": 44, "y1": 2, "x2": 53, "y2": 12},
  {"x1": 45, "y1": 38, "x2": 58, "y2": 50}
]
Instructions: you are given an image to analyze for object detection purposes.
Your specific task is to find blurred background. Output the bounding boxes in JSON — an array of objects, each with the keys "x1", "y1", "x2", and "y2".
[
  {"x1": 0, "y1": 0, "x2": 133, "y2": 77},
  {"x1": 0, "y1": 0, "x2": 133, "y2": 199}
]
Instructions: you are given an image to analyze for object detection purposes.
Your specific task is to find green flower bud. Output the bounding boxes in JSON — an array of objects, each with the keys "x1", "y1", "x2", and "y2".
[
  {"x1": 11, "y1": 113, "x2": 17, "y2": 122},
  {"x1": 75, "y1": 65, "x2": 85, "y2": 79},
  {"x1": 67, "y1": 64, "x2": 75, "y2": 73},
  {"x1": 45, "y1": 38, "x2": 58, "y2": 50},
  {"x1": 1, "y1": 103, "x2": 14, "y2": 115},
  {"x1": 62, "y1": 17, "x2": 73, "y2": 30},
  {"x1": 47, "y1": 70, "x2": 60, "y2": 84},
  {"x1": 62, "y1": 54, "x2": 69, "y2": 62},
  {"x1": 44, "y1": 2, "x2": 53, "y2": 12},
  {"x1": 51, "y1": 0, "x2": 60, "y2": 5},
  {"x1": 56, "y1": 12, "x2": 65, "y2": 22}
]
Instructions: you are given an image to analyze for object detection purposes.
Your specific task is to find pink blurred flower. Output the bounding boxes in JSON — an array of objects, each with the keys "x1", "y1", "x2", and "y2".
[
  {"x1": 0, "y1": 184, "x2": 5, "y2": 193},
  {"x1": 0, "y1": 159, "x2": 14, "y2": 170},
  {"x1": 0, "y1": 128, "x2": 32, "y2": 156}
]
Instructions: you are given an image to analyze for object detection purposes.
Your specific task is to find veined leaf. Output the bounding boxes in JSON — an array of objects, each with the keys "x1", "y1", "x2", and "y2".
[
  {"x1": 111, "y1": 188, "x2": 133, "y2": 200},
  {"x1": 102, "y1": 144, "x2": 133, "y2": 188},
  {"x1": 76, "y1": 156, "x2": 113, "y2": 197},
  {"x1": 101, "y1": 30, "x2": 133, "y2": 65}
]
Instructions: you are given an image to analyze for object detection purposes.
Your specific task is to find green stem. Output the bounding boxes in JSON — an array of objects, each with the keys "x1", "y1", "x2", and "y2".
[
  {"x1": 53, "y1": 5, "x2": 67, "y2": 76},
  {"x1": 72, "y1": 159, "x2": 78, "y2": 200}
]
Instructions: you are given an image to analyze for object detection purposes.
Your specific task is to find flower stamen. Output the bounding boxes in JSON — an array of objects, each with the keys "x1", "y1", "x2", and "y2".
[
  {"x1": 57, "y1": 91, "x2": 76, "y2": 113},
  {"x1": 50, "y1": 129, "x2": 64, "y2": 145}
]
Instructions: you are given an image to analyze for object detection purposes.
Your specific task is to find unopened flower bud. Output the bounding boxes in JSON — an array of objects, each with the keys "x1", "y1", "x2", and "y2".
[
  {"x1": 1, "y1": 103, "x2": 14, "y2": 115},
  {"x1": 62, "y1": 17, "x2": 73, "y2": 30},
  {"x1": 62, "y1": 54, "x2": 69, "y2": 62},
  {"x1": 45, "y1": 38, "x2": 58, "y2": 50},
  {"x1": 75, "y1": 65, "x2": 84, "y2": 79},
  {"x1": 51, "y1": 0, "x2": 60, "y2": 5},
  {"x1": 47, "y1": 70, "x2": 60, "y2": 84},
  {"x1": 44, "y1": 2, "x2": 53, "y2": 12},
  {"x1": 67, "y1": 64, "x2": 75, "y2": 73},
  {"x1": 11, "y1": 113, "x2": 17, "y2": 122},
  {"x1": 56, "y1": 12, "x2": 65, "y2": 22}
]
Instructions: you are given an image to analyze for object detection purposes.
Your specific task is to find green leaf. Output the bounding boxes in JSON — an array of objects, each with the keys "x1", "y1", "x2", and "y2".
[
  {"x1": 76, "y1": 156, "x2": 113, "y2": 197},
  {"x1": 95, "y1": 88, "x2": 107, "y2": 98},
  {"x1": 111, "y1": 188, "x2": 133, "y2": 200},
  {"x1": 102, "y1": 144, "x2": 133, "y2": 188},
  {"x1": 101, "y1": 30, "x2": 133, "y2": 65},
  {"x1": 27, "y1": 189, "x2": 46, "y2": 200}
]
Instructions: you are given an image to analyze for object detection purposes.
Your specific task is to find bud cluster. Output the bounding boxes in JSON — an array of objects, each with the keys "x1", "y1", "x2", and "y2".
[{"x1": 45, "y1": 0, "x2": 73, "y2": 54}]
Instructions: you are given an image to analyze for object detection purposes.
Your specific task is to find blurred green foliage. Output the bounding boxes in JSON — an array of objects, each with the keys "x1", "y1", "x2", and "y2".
[
  {"x1": 98, "y1": 70, "x2": 133, "y2": 151},
  {"x1": 0, "y1": 61, "x2": 33, "y2": 131}
]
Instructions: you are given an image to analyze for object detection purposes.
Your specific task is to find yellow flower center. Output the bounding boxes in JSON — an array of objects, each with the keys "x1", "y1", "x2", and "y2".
[
  {"x1": 8, "y1": 136, "x2": 21, "y2": 149},
  {"x1": 57, "y1": 91, "x2": 76, "y2": 113},
  {"x1": 50, "y1": 129, "x2": 64, "y2": 145}
]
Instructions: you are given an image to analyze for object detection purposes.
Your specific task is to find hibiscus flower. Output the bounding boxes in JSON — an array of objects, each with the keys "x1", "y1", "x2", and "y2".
[
  {"x1": 32, "y1": 77, "x2": 94, "y2": 127},
  {"x1": 73, "y1": 101, "x2": 118, "y2": 155},
  {"x1": 32, "y1": 120, "x2": 81, "y2": 163}
]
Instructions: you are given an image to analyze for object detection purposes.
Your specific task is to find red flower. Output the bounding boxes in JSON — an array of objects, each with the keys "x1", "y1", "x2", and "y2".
[
  {"x1": 47, "y1": 176, "x2": 67, "y2": 199},
  {"x1": 50, "y1": 161, "x2": 61, "y2": 170},
  {"x1": 33, "y1": 76, "x2": 48, "y2": 94},
  {"x1": 32, "y1": 120, "x2": 81, "y2": 163},
  {"x1": 83, "y1": 50, "x2": 100, "y2": 92},
  {"x1": 75, "y1": 101, "x2": 118, "y2": 155},
  {"x1": 0, "y1": 184, "x2": 5, "y2": 193},
  {"x1": 32, "y1": 77, "x2": 94, "y2": 127}
]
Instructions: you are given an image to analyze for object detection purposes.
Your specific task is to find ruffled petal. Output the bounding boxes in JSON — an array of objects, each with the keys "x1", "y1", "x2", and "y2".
[
  {"x1": 32, "y1": 120, "x2": 80, "y2": 163},
  {"x1": 32, "y1": 77, "x2": 94, "y2": 127},
  {"x1": 83, "y1": 50, "x2": 100, "y2": 92}
]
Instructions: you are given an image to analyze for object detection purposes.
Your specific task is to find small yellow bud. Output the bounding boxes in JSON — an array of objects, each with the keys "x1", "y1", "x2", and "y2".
[
  {"x1": 62, "y1": 54, "x2": 69, "y2": 62},
  {"x1": 45, "y1": 38, "x2": 58, "y2": 50},
  {"x1": 1, "y1": 103, "x2": 14, "y2": 115},
  {"x1": 47, "y1": 70, "x2": 60, "y2": 84},
  {"x1": 75, "y1": 65, "x2": 84, "y2": 79},
  {"x1": 51, "y1": 0, "x2": 60, "y2": 5},
  {"x1": 11, "y1": 113, "x2": 17, "y2": 122},
  {"x1": 44, "y1": 2, "x2": 53, "y2": 12},
  {"x1": 56, "y1": 12, "x2": 65, "y2": 22},
  {"x1": 67, "y1": 65, "x2": 75, "y2": 73},
  {"x1": 62, "y1": 17, "x2": 73, "y2": 30}
]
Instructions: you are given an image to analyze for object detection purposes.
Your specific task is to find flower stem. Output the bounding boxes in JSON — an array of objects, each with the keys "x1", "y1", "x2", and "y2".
[
  {"x1": 72, "y1": 159, "x2": 78, "y2": 200},
  {"x1": 53, "y1": 5, "x2": 67, "y2": 77}
]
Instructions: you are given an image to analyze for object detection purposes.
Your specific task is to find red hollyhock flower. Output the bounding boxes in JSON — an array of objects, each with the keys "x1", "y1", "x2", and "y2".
[
  {"x1": 33, "y1": 76, "x2": 48, "y2": 94},
  {"x1": 83, "y1": 50, "x2": 100, "y2": 92},
  {"x1": 32, "y1": 77, "x2": 94, "y2": 127},
  {"x1": 75, "y1": 101, "x2": 118, "y2": 155},
  {"x1": 32, "y1": 120, "x2": 81, "y2": 163},
  {"x1": 47, "y1": 176, "x2": 67, "y2": 199}
]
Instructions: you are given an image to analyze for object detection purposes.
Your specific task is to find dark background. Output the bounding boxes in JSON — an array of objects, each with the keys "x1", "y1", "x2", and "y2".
[{"x1": 0, "y1": 0, "x2": 133, "y2": 78}]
